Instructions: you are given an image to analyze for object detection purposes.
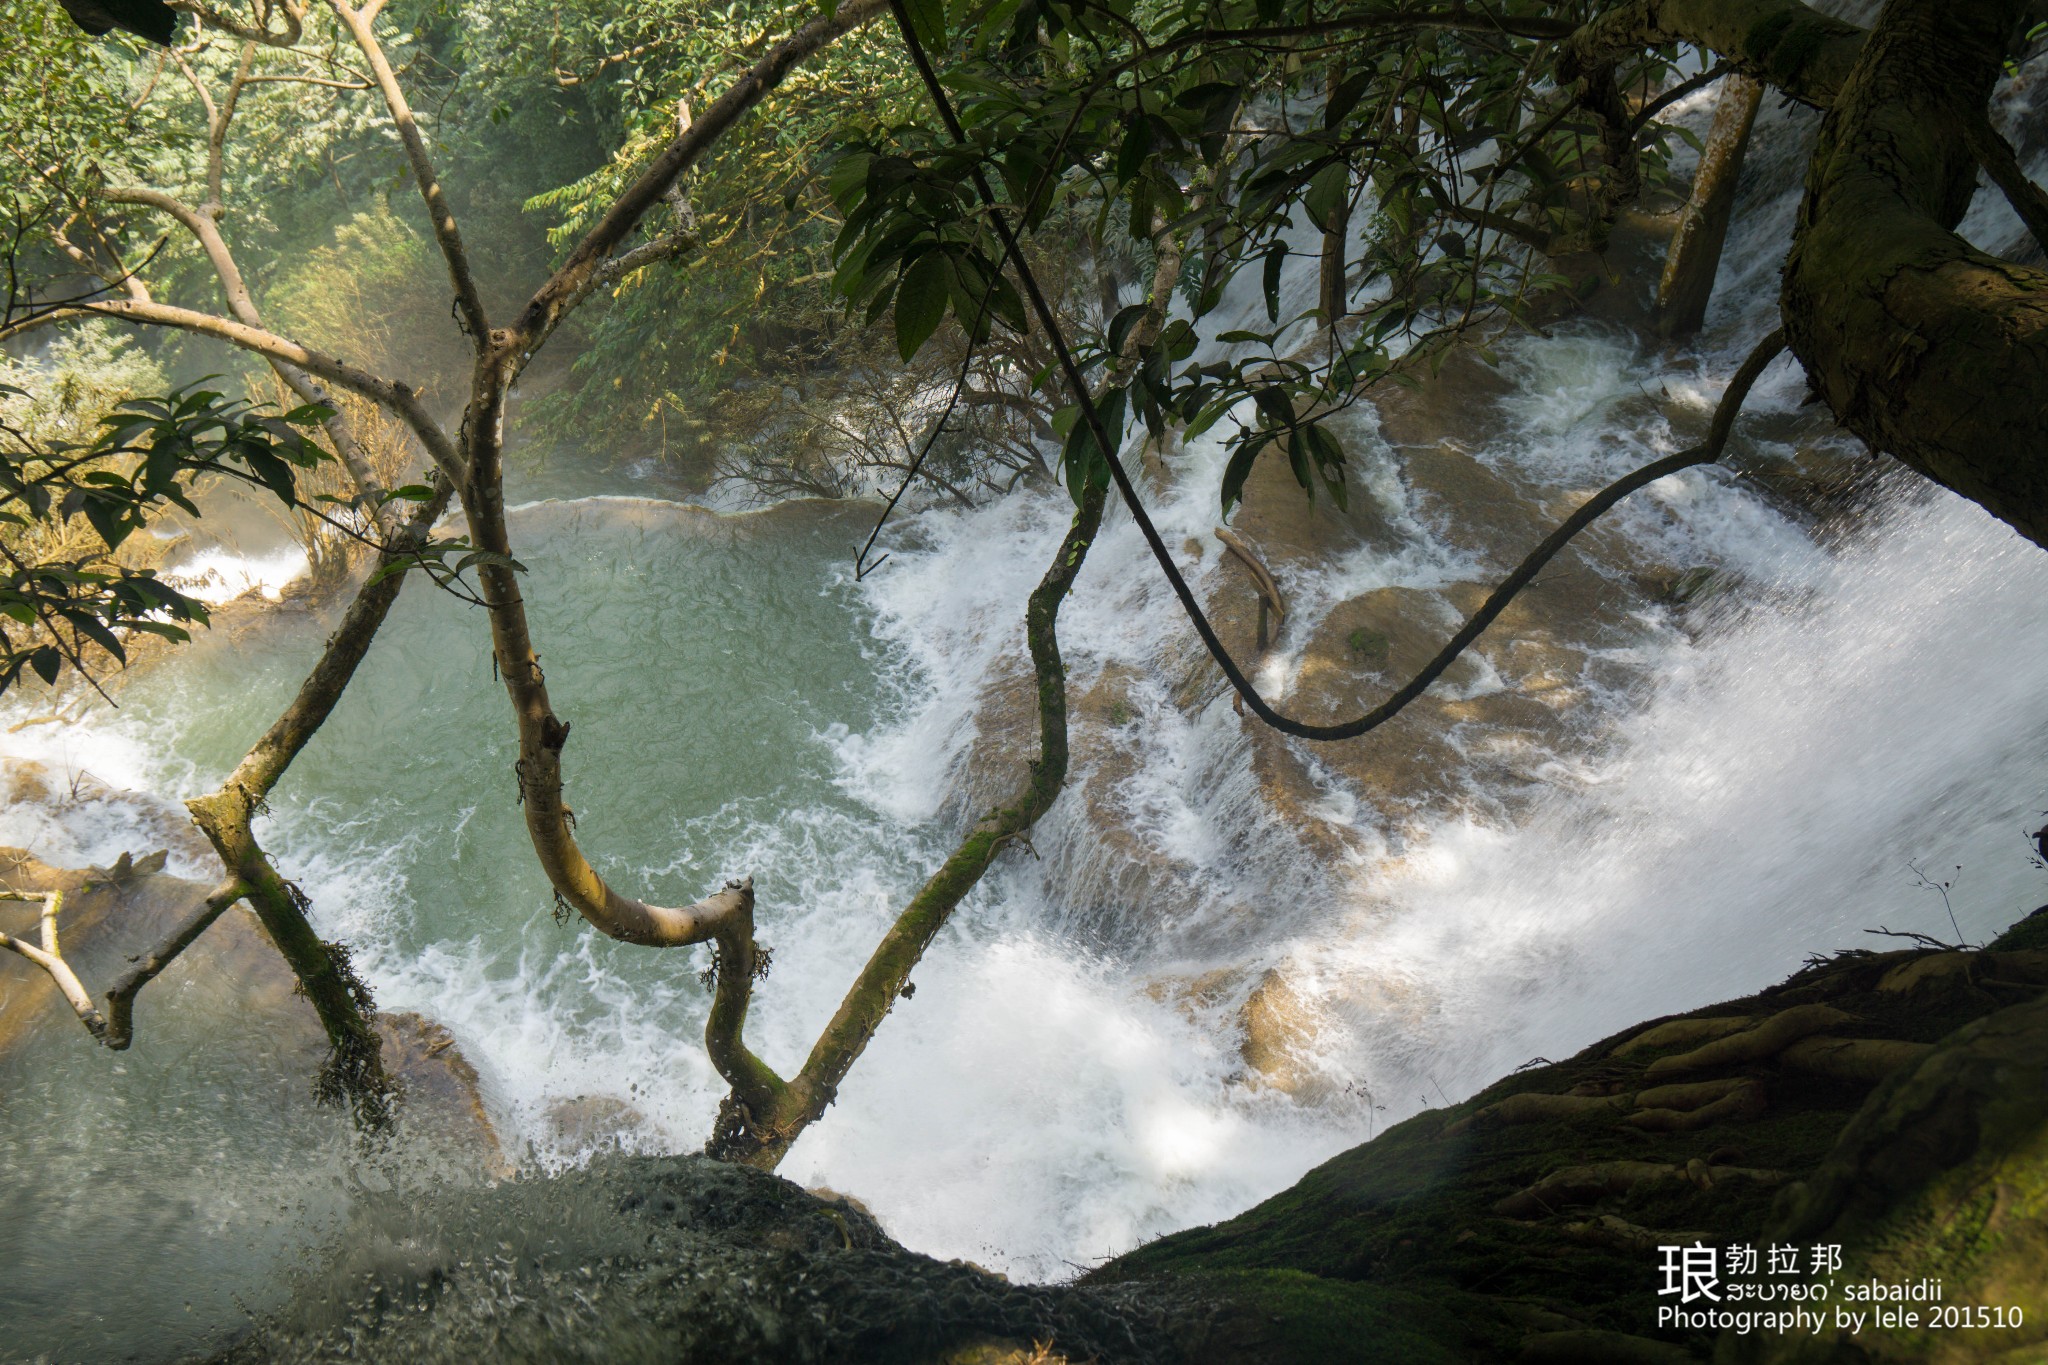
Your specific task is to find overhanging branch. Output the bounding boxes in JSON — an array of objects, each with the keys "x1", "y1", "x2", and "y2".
[{"x1": 0, "y1": 299, "x2": 461, "y2": 481}]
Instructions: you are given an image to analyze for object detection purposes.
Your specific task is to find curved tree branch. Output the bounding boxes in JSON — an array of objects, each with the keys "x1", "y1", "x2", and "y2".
[
  {"x1": 182, "y1": 477, "x2": 457, "y2": 1125},
  {"x1": 448, "y1": 0, "x2": 895, "y2": 956},
  {"x1": 510, "y1": 0, "x2": 890, "y2": 364},
  {"x1": 893, "y1": 1, "x2": 1788, "y2": 746},
  {"x1": 709, "y1": 186, "x2": 1193, "y2": 1169}
]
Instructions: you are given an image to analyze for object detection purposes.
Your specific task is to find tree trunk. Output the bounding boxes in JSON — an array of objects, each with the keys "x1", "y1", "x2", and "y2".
[
  {"x1": 1575, "y1": 0, "x2": 2048, "y2": 551},
  {"x1": 1319, "y1": 64, "x2": 1352, "y2": 327},
  {"x1": 1781, "y1": 0, "x2": 2048, "y2": 549},
  {"x1": 1655, "y1": 73, "x2": 1763, "y2": 338}
]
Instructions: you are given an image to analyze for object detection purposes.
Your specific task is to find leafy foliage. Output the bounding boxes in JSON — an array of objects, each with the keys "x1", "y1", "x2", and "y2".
[
  {"x1": 0, "y1": 376, "x2": 338, "y2": 694},
  {"x1": 830, "y1": 0, "x2": 1693, "y2": 512}
]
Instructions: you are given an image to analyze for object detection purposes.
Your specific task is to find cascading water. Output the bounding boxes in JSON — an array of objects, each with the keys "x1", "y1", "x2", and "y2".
[{"x1": 5, "y1": 51, "x2": 2047, "y2": 1360}]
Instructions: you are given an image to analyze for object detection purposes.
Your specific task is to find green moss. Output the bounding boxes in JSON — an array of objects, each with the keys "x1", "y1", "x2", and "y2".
[
  {"x1": 1741, "y1": 10, "x2": 1836, "y2": 89},
  {"x1": 1988, "y1": 904, "x2": 2048, "y2": 952},
  {"x1": 1172, "y1": 1269, "x2": 1492, "y2": 1363},
  {"x1": 1347, "y1": 627, "x2": 1391, "y2": 662}
]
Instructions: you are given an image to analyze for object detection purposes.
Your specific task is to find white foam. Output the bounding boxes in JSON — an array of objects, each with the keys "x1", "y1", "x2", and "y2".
[{"x1": 161, "y1": 544, "x2": 312, "y2": 604}]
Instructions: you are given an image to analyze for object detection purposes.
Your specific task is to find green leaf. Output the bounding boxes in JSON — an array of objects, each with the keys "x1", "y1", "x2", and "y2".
[
  {"x1": 894, "y1": 252, "x2": 951, "y2": 362},
  {"x1": 827, "y1": 153, "x2": 872, "y2": 212},
  {"x1": 1262, "y1": 243, "x2": 1288, "y2": 323},
  {"x1": 29, "y1": 646, "x2": 60, "y2": 686},
  {"x1": 70, "y1": 612, "x2": 125, "y2": 663},
  {"x1": 1305, "y1": 160, "x2": 1351, "y2": 234},
  {"x1": 1324, "y1": 71, "x2": 1372, "y2": 131},
  {"x1": 82, "y1": 495, "x2": 132, "y2": 551},
  {"x1": 1115, "y1": 116, "x2": 1154, "y2": 187},
  {"x1": 1060, "y1": 386, "x2": 1125, "y2": 502},
  {"x1": 1106, "y1": 303, "x2": 1150, "y2": 358},
  {"x1": 244, "y1": 448, "x2": 298, "y2": 506},
  {"x1": 902, "y1": 0, "x2": 947, "y2": 52},
  {"x1": 1220, "y1": 440, "x2": 1261, "y2": 516}
]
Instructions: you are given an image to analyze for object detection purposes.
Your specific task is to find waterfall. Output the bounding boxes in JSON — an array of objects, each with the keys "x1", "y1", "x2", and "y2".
[{"x1": 4, "y1": 54, "x2": 2046, "y2": 1359}]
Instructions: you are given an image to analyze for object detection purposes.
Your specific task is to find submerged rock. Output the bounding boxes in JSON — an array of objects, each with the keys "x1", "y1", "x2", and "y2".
[{"x1": 0, "y1": 845, "x2": 502, "y2": 1169}]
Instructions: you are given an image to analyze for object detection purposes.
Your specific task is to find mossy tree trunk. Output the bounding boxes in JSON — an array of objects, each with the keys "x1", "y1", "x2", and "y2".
[{"x1": 1571, "y1": 0, "x2": 2048, "y2": 549}]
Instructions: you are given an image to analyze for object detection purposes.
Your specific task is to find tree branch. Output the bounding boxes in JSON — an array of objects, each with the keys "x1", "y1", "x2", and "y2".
[
  {"x1": 511, "y1": 0, "x2": 890, "y2": 362},
  {"x1": 170, "y1": 0, "x2": 306, "y2": 47},
  {"x1": 328, "y1": 0, "x2": 491, "y2": 348},
  {"x1": 101, "y1": 184, "x2": 402, "y2": 527},
  {"x1": 0, "y1": 890, "x2": 108, "y2": 1041},
  {"x1": 1782, "y1": 0, "x2": 2048, "y2": 550},
  {"x1": 894, "y1": 0, "x2": 1796, "y2": 744},
  {"x1": 0, "y1": 299, "x2": 461, "y2": 481},
  {"x1": 1562, "y1": 0, "x2": 1866, "y2": 109},
  {"x1": 1962, "y1": 115, "x2": 2048, "y2": 258},
  {"x1": 177, "y1": 479, "x2": 457, "y2": 1125},
  {"x1": 102, "y1": 879, "x2": 248, "y2": 1049},
  {"x1": 706, "y1": 184, "x2": 1199, "y2": 1168}
]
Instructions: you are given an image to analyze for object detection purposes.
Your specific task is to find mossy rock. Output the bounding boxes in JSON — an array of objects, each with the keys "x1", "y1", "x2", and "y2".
[
  {"x1": 1720, "y1": 994, "x2": 2048, "y2": 1364},
  {"x1": 213, "y1": 1155, "x2": 1169, "y2": 1364},
  {"x1": 1094, "y1": 910, "x2": 2048, "y2": 1363}
]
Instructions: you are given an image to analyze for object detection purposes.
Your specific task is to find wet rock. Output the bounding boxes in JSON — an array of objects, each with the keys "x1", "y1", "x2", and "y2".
[
  {"x1": 212, "y1": 1154, "x2": 1172, "y2": 1365},
  {"x1": 1, "y1": 756, "x2": 217, "y2": 868},
  {"x1": 1184, "y1": 340, "x2": 1686, "y2": 841},
  {"x1": 1238, "y1": 967, "x2": 1330, "y2": 1100},
  {"x1": 955, "y1": 652, "x2": 1040, "y2": 820},
  {"x1": 381, "y1": 1011, "x2": 509, "y2": 1175},
  {"x1": 544, "y1": 1092, "x2": 647, "y2": 1152}
]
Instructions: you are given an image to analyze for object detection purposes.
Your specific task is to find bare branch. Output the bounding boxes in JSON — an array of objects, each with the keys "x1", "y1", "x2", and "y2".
[
  {"x1": 169, "y1": 0, "x2": 307, "y2": 47},
  {"x1": 174, "y1": 477, "x2": 461, "y2": 1122},
  {"x1": 0, "y1": 890, "x2": 108, "y2": 1041},
  {"x1": 103, "y1": 879, "x2": 249, "y2": 1049},
  {"x1": 1215, "y1": 525, "x2": 1288, "y2": 627},
  {"x1": 511, "y1": 0, "x2": 890, "y2": 362},
  {"x1": 328, "y1": 0, "x2": 491, "y2": 348},
  {"x1": 590, "y1": 227, "x2": 700, "y2": 290},
  {"x1": 1963, "y1": 116, "x2": 2048, "y2": 258},
  {"x1": 554, "y1": 36, "x2": 669, "y2": 87}
]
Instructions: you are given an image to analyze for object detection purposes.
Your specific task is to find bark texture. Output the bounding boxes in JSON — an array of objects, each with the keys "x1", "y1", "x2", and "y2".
[
  {"x1": 1655, "y1": 74, "x2": 1764, "y2": 338},
  {"x1": 1582, "y1": 0, "x2": 2048, "y2": 549},
  {"x1": 1782, "y1": 0, "x2": 2048, "y2": 549}
]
